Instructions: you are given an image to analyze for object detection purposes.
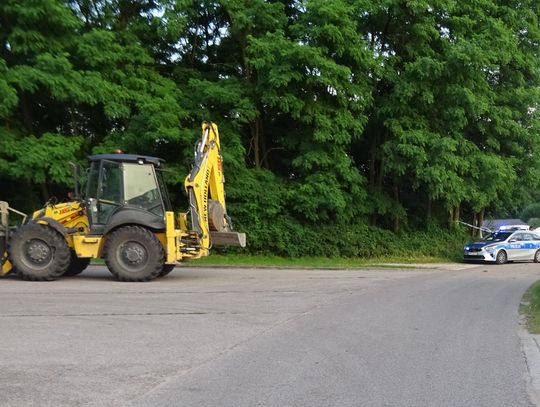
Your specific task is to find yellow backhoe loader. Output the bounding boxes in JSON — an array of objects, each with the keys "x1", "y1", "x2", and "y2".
[{"x1": 0, "y1": 122, "x2": 245, "y2": 281}]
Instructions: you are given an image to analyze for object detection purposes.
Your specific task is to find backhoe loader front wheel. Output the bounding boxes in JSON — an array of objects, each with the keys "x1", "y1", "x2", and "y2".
[
  {"x1": 158, "y1": 264, "x2": 176, "y2": 278},
  {"x1": 104, "y1": 226, "x2": 164, "y2": 282},
  {"x1": 9, "y1": 223, "x2": 70, "y2": 281}
]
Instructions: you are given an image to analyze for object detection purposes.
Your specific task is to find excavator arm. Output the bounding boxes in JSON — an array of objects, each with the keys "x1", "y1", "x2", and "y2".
[
  {"x1": 2, "y1": 122, "x2": 244, "y2": 279},
  {"x1": 183, "y1": 122, "x2": 245, "y2": 256}
]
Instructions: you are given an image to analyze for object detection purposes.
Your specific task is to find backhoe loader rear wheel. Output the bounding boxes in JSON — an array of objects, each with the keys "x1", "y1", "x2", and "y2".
[
  {"x1": 104, "y1": 226, "x2": 164, "y2": 282},
  {"x1": 8, "y1": 223, "x2": 70, "y2": 281},
  {"x1": 63, "y1": 251, "x2": 91, "y2": 276}
]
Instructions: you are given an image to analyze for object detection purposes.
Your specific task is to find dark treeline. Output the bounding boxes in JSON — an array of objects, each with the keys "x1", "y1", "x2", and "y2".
[{"x1": 1, "y1": 0, "x2": 539, "y2": 256}]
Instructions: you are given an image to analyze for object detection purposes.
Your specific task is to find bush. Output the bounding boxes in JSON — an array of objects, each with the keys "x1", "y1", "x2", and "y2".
[
  {"x1": 232, "y1": 212, "x2": 467, "y2": 260},
  {"x1": 521, "y1": 203, "x2": 540, "y2": 223},
  {"x1": 223, "y1": 166, "x2": 468, "y2": 260}
]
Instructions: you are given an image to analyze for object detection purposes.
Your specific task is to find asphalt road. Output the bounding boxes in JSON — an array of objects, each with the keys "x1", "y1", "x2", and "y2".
[{"x1": 0, "y1": 263, "x2": 539, "y2": 407}]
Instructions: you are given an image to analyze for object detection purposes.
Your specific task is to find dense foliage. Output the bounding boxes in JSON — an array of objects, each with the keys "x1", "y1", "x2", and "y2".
[{"x1": 1, "y1": 0, "x2": 539, "y2": 256}]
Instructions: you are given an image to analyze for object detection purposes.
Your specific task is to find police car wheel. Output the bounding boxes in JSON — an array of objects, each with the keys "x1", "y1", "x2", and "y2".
[
  {"x1": 534, "y1": 250, "x2": 540, "y2": 263},
  {"x1": 496, "y1": 250, "x2": 507, "y2": 265}
]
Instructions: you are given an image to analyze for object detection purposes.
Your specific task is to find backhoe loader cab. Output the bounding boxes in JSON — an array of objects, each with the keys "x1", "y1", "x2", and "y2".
[
  {"x1": 3, "y1": 122, "x2": 245, "y2": 282},
  {"x1": 85, "y1": 154, "x2": 171, "y2": 234}
]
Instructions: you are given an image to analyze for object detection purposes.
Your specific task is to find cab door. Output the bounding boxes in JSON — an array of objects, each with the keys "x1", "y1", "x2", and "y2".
[{"x1": 86, "y1": 160, "x2": 122, "y2": 230}]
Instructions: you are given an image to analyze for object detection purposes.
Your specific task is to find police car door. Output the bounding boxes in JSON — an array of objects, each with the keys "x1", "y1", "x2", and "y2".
[
  {"x1": 509, "y1": 233, "x2": 528, "y2": 260},
  {"x1": 521, "y1": 233, "x2": 536, "y2": 260},
  {"x1": 506, "y1": 233, "x2": 523, "y2": 260},
  {"x1": 533, "y1": 234, "x2": 540, "y2": 257}
]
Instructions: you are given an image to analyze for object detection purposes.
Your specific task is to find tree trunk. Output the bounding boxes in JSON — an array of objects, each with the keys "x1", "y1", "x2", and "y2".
[
  {"x1": 369, "y1": 137, "x2": 377, "y2": 188},
  {"x1": 368, "y1": 137, "x2": 377, "y2": 227},
  {"x1": 20, "y1": 92, "x2": 34, "y2": 134},
  {"x1": 40, "y1": 182, "x2": 49, "y2": 202},
  {"x1": 449, "y1": 204, "x2": 460, "y2": 228},
  {"x1": 259, "y1": 116, "x2": 269, "y2": 169},
  {"x1": 249, "y1": 116, "x2": 270, "y2": 169},
  {"x1": 453, "y1": 205, "x2": 460, "y2": 222},
  {"x1": 252, "y1": 121, "x2": 260, "y2": 169},
  {"x1": 373, "y1": 139, "x2": 385, "y2": 226},
  {"x1": 376, "y1": 155, "x2": 384, "y2": 191},
  {"x1": 393, "y1": 177, "x2": 400, "y2": 233},
  {"x1": 478, "y1": 208, "x2": 485, "y2": 238}
]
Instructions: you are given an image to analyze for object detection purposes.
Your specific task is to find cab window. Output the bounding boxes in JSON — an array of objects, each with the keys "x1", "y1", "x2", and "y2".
[
  {"x1": 123, "y1": 163, "x2": 164, "y2": 216},
  {"x1": 99, "y1": 161, "x2": 122, "y2": 203},
  {"x1": 97, "y1": 160, "x2": 122, "y2": 224},
  {"x1": 486, "y1": 232, "x2": 511, "y2": 242}
]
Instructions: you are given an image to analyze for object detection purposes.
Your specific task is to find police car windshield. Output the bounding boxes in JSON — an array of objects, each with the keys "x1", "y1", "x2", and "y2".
[{"x1": 485, "y1": 232, "x2": 512, "y2": 242}]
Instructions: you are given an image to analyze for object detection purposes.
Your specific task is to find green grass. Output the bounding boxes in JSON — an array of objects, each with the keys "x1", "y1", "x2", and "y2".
[
  {"x1": 91, "y1": 253, "x2": 458, "y2": 268},
  {"x1": 189, "y1": 254, "x2": 454, "y2": 268},
  {"x1": 89, "y1": 255, "x2": 370, "y2": 268},
  {"x1": 520, "y1": 280, "x2": 540, "y2": 334}
]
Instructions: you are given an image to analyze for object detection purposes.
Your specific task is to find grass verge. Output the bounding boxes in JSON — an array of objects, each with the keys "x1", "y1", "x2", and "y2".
[
  {"x1": 91, "y1": 254, "x2": 454, "y2": 268},
  {"x1": 520, "y1": 280, "x2": 540, "y2": 334}
]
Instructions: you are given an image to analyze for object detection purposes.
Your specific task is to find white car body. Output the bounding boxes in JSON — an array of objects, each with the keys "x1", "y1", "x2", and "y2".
[{"x1": 464, "y1": 229, "x2": 540, "y2": 264}]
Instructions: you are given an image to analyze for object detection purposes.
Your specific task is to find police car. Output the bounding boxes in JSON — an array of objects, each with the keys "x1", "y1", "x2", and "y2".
[{"x1": 463, "y1": 225, "x2": 540, "y2": 264}]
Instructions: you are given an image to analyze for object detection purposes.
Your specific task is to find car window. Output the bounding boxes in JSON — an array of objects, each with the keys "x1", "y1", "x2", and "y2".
[
  {"x1": 485, "y1": 232, "x2": 512, "y2": 242},
  {"x1": 513, "y1": 233, "x2": 524, "y2": 241},
  {"x1": 523, "y1": 233, "x2": 534, "y2": 241},
  {"x1": 533, "y1": 234, "x2": 540, "y2": 241}
]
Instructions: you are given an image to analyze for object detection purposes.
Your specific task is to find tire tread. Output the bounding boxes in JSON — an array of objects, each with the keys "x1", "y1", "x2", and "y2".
[
  {"x1": 104, "y1": 226, "x2": 164, "y2": 282},
  {"x1": 8, "y1": 223, "x2": 70, "y2": 281}
]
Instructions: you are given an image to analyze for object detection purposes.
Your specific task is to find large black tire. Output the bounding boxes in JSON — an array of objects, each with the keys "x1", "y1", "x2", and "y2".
[
  {"x1": 8, "y1": 223, "x2": 70, "y2": 281},
  {"x1": 534, "y1": 250, "x2": 540, "y2": 263},
  {"x1": 158, "y1": 264, "x2": 176, "y2": 278},
  {"x1": 64, "y1": 251, "x2": 91, "y2": 276},
  {"x1": 104, "y1": 226, "x2": 164, "y2": 282}
]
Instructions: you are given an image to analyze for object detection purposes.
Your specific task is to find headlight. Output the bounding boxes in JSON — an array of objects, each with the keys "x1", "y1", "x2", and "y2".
[
  {"x1": 485, "y1": 246, "x2": 496, "y2": 253},
  {"x1": 464, "y1": 246, "x2": 470, "y2": 250}
]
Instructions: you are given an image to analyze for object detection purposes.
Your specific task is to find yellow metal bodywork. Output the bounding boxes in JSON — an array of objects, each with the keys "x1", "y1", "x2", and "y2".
[
  {"x1": 34, "y1": 201, "x2": 90, "y2": 235},
  {"x1": 26, "y1": 123, "x2": 227, "y2": 265},
  {"x1": 183, "y1": 122, "x2": 228, "y2": 258},
  {"x1": 71, "y1": 236, "x2": 103, "y2": 258},
  {"x1": 165, "y1": 212, "x2": 177, "y2": 263},
  {"x1": 1, "y1": 200, "x2": 91, "y2": 276},
  {"x1": 1, "y1": 259, "x2": 11, "y2": 277},
  {"x1": 35, "y1": 201, "x2": 91, "y2": 254},
  {"x1": 1, "y1": 122, "x2": 241, "y2": 278}
]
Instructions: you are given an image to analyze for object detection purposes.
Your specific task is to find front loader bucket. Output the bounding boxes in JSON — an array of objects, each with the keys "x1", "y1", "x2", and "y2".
[
  {"x1": 0, "y1": 201, "x2": 10, "y2": 276},
  {"x1": 1, "y1": 257, "x2": 12, "y2": 277},
  {"x1": 210, "y1": 231, "x2": 246, "y2": 248}
]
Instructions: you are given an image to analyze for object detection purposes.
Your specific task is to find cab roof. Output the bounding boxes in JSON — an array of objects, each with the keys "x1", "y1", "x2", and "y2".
[{"x1": 88, "y1": 154, "x2": 165, "y2": 168}]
